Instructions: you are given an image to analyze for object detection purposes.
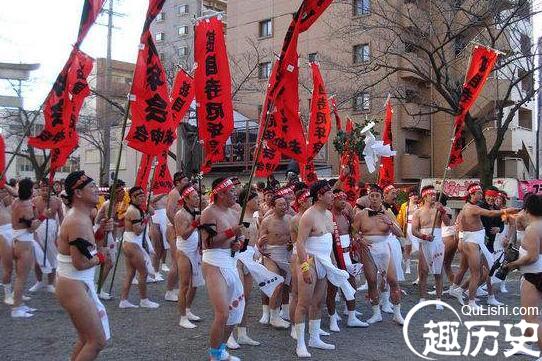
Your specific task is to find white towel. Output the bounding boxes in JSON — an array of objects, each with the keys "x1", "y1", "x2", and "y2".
[
  {"x1": 463, "y1": 229, "x2": 494, "y2": 265},
  {"x1": 13, "y1": 228, "x2": 52, "y2": 274},
  {"x1": 176, "y1": 231, "x2": 205, "y2": 287},
  {"x1": 387, "y1": 235, "x2": 405, "y2": 281},
  {"x1": 420, "y1": 228, "x2": 445, "y2": 275},
  {"x1": 151, "y1": 208, "x2": 170, "y2": 250},
  {"x1": 305, "y1": 233, "x2": 355, "y2": 301},
  {"x1": 265, "y1": 244, "x2": 292, "y2": 285},
  {"x1": 202, "y1": 249, "x2": 245, "y2": 326},
  {"x1": 123, "y1": 231, "x2": 155, "y2": 276},
  {"x1": 57, "y1": 253, "x2": 110, "y2": 340},
  {"x1": 365, "y1": 235, "x2": 391, "y2": 275},
  {"x1": 35, "y1": 219, "x2": 59, "y2": 269},
  {"x1": 236, "y1": 246, "x2": 284, "y2": 297}
]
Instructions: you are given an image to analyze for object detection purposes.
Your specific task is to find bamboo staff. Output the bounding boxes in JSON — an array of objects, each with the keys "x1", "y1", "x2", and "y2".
[{"x1": 97, "y1": 100, "x2": 131, "y2": 294}]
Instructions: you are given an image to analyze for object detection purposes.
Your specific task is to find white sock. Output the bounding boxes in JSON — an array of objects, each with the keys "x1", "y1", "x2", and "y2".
[
  {"x1": 262, "y1": 305, "x2": 269, "y2": 315},
  {"x1": 270, "y1": 308, "x2": 280, "y2": 320},
  {"x1": 295, "y1": 323, "x2": 306, "y2": 349},
  {"x1": 186, "y1": 308, "x2": 192, "y2": 314},
  {"x1": 348, "y1": 310, "x2": 357, "y2": 321},
  {"x1": 238, "y1": 327, "x2": 247, "y2": 338},
  {"x1": 281, "y1": 304, "x2": 289, "y2": 315},
  {"x1": 308, "y1": 319, "x2": 320, "y2": 338}
]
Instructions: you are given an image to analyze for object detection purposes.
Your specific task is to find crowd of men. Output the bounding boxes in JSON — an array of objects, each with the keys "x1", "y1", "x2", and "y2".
[{"x1": 1, "y1": 170, "x2": 541, "y2": 361}]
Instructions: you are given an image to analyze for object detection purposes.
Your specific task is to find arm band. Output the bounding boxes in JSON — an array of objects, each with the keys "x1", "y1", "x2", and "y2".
[{"x1": 225, "y1": 228, "x2": 235, "y2": 239}]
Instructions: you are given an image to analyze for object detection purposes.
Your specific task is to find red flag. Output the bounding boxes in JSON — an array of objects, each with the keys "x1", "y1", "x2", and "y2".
[
  {"x1": 136, "y1": 154, "x2": 154, "y2": 193},
  {"x1": 125, "y1": 30, "x2": 174, "y2": 155},
  {"x1": 152, "y1": 151, "x2": 173, "y2": 195},
  {"x1": 448, "y1": 46, "x2": 499, "y2": 168},
  {"x1": 301, "y1": 62, "x2": 331, "y2": 184},
  {"x1": 346, "y1": 117, "x2": 353, "y2": 133},
  {"x1": 297, "y1": 0, "x2": 334, "y2": 33},
  {"x1": 170, "y1": 69, "x2": 194, "y2": 126},
  {"x1": 0, "y1": 135, "x2": 5, "y2": 187},
  {"x1": 331, "y1": 97, "x2": 342, "y2": 131},
  {"x1": 194, "y1": 17, "x2": 234, "y2": 174},
  {"x1": 75, "y1": 0, "x2": 107, "y2": 47},
  {"x1": 340, "y1": 152, "x2": 361, "y2": 205},
  {"x1": 379, "y1": 96, "x2": 394, "y2": 188}
]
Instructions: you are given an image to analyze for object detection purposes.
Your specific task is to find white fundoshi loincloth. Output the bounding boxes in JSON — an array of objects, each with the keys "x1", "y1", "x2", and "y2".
[
  {"x1": 338, "y1": 234, "x2": 363, "y2": 277},
  {"x1": 365, "y1": 235, "x2": 391, "y2": 275},
  {"x1": 387, "y1": 235, "x2": 405, "y2": 281},
  {"x1": 123, "y1": 231, "x2": 155, "y2": 276},
  {"x1": 235, "y1": 245, "x2": 284, "y2": 297},
  {"x1": 176, "y1": 230, "x2": 205, "y2": 287},
  {"x1": 304, "y1": 233, "x2": 356, "y2": 301},
  {"x1": 494, "y1": 224, "x2": 509, "y2": 255},
  {"x1": 57, "y1": 253, "x2": 110, "y2": 340},
  {"x1": 151, "y1": 208, "x2": 170, "y2": 250},
  {"x1": 0, "y1": 223, "x2": 14, "y2": 247},
  {"x1": 406, "y1": 217, "x2": 420, "y2": 253},
  {"x1": 13, "y1": 228, "x2": 52, "y2": 274},
  {"x1": 463, "y1": 229, "x2": 494, "y2": 265},
  {"x1": 264, "y1": 244, "x2": 291, "y2": 285},
  {"x1": 419, "y1": 228, "x2": 445, "y2": 275},
  {"x1": 202, "y1": 248, "x2": 245, "y2": 326},
  {"x1": 35, "y1": 219, "x2": 59, "y2": 269}
]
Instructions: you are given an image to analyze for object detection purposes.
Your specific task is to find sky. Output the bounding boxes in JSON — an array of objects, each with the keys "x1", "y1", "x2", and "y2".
[{"x1": 0, "y1": 0, "x2": 541, "y2": 110}]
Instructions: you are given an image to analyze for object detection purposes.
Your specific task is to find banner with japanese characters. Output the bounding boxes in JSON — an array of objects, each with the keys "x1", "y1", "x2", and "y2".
[
  {"x1": 135, "y1": 154, "x2": 154, "y2": 193},
  {"x1": 0, "y1": 135, "x2": 5, "y2": 186},
  {"x1": 152, "y1": 151, "x2": 173, "y2": 195},
  {"x1": 297, "y1": 0, "x2": 334, "y2": 33},
  {"x1": 194, "y1": 17, "x2": 234, "y2": 174},
  {"x1": 448, "y1": 45, "x2": 499, "y2": 168},
  {"x1": 170, "y1": 68, "x2": 195, "y2": 126}
]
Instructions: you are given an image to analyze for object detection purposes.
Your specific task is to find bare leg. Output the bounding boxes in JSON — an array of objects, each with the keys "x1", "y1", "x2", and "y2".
[{"x1": 13, "y1": 243, "x2": 33, "y2": 307}]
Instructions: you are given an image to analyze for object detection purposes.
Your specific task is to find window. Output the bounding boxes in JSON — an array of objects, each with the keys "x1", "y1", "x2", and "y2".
[
  {"x1": 258, "y1": 62, "x2": 272, "y2": 79},
  {"x1": 178, "y1": 46, "x2": 189, "y2": 56},
  {"x1": 353, "y1": 0, "x2": 370, "y2": 16},
  {"x1": 155, "y1": 32, "x2": 165, "y2": 42},
  {"x1": 159, "y1": 52, "x2": 165, "y2": 61},
  {"x1": 156, "y1": 12, "x2": 165, "y2": 21},
  {"x1": 454, "y1": 35, "x2": 466, "y2": 56},
  {"x1": 259, "y1": 19, "x2": 273, "y2": 38},
  {"x1": 308, "y1": 52, "x2": 318, "y2": 62},
  {"x1": 178, "y1": 26, "x2": 189, "y2": 36},
  {"x1": 85, "y1": 149, "x2": 100, "y2": 164},
  {"x1": 405, "y1": 139, "x2": 420, "y2": 154},
  {"x1": 353, "y1": 92, "x2": 370, "y2": 111},
  {"x1": 353, "y1": 44, "x2": 370, "y2": 63},
  {"x1": 178, "y1": 4, "x2": 189, "y2": 14}
]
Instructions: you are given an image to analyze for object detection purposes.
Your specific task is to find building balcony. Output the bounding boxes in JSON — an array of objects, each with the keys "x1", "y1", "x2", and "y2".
[
  {"x1": 400, "y1": 154, "x2": 430, "y2": 179},
  {"x1": 400, "y1": 103, "x2": 431, "y2": 131}
]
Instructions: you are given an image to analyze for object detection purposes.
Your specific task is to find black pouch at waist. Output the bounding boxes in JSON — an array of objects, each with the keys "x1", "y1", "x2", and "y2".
[
  {"x1": 524, "y1": 273, "x2": 542, "y2": 293},
  {"x1": 69, "y1": 238, "x2": 94, "y2": 260}
]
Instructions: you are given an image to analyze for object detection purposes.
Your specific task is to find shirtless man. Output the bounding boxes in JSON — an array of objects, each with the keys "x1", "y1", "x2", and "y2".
[
  {"x1": 231, "y1": 187, "x2": 283, "y2": 346},
  {"x1": 200, "y1": 177, "x2": 244, "y2": 361},
  {"x1": 118, "y1": 187, "x2": 159, "y2": 309},
  {"x1": 0, "y1": 185, "x2": 16, "y2": 305},
  {"x1": 327, "y1": 189, "x2": 366, "y2": 331},
  {"x1": 352, "y1": 184, "x2": 404, "y2": 326},
  {"x1": 29, "y1": 179, "x2": 64, "y2": 293},
  {"x1": 55, "y1": 171, "x2": 112, "y2": 360},
  {"x1": 288, "y1": 188, "x2": 311, "y2": 339},
  {"x1": 94, "y1": 180, "x2": 126, "y2": 300},
  {"x1": 449, "y1": 183, "x2": 518, "y2": 309},
  {"x1": 258, "y1": 188, "x2": 275, "y2": 226},
  {"x1": 164, "y1": 172, "x2": 190, "y2": 302},
  {"x1": 151, "y1": 193, "x2": 169, "y2": 275},
  {"x1": 11, "y1": 178, "x2": 43, "y2": 317},
  {"x1": 411, "y1": 186, "x2": 450, "y2": 308},
  {"x1": 258, "y1": 194, "x2": 292, "y2": 329},
  {"x1": 397, "y1": 190, "x2": 420, "y2": 275},
  {"x1": 175, "y1": 183, "x2": 204, "y2": 329},
  {"x1": 295, "y1": 180, "x2": 356, "y2": 357}
]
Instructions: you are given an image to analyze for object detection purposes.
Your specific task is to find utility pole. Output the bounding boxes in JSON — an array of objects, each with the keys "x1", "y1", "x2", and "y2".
[
  {"x1": 537, "y1": 37, "x2": 541, "y2": 178},
  {"x1": 100, "y1": 0, "x2": 125, "y2": 185}
]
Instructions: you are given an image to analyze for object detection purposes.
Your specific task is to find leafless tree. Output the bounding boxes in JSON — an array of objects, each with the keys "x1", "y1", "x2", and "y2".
[{"x1": 326, "y1": 0, "x2": 540, "y2": 186}]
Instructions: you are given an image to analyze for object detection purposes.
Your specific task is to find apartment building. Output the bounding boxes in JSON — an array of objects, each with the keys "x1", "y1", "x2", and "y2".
[{"x1": 225, "y1": 0, "x2": 537, "y2": 182}]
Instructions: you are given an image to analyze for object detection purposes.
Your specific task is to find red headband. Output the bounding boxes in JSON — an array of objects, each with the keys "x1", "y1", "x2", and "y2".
[
  {"x1": 468, "y1": 185, "x2": 482, "y2": 195},
  {"x1": 296, "y1": 190, "x2": 310, "y2": 204},
  {"x1": 485, "y1": 189, "x2": 500, "y2": 198},
  {"x1": 210, "y1": 179, "x2": 234, "y2": 203},
  {"x1": 334, "y1": 191, "x2": 348, "y2": 200},
  {"x1": 181, "y1": 185, "x2": 196, "y2": 200},
  {"x1": 384, "y1": 185, "x2": 395, "y2": 193},
  {"x1": 421, "y1": 188, "x2": 436, "y2": 198},
  {"x1": 276, "y1": 186, "x2": 294, "y2": 197}
]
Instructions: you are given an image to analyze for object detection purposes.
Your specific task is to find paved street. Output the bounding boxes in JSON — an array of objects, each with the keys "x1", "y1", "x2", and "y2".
[{"x1": 0, "y1": 257, "x2": 536, "y2": 361}]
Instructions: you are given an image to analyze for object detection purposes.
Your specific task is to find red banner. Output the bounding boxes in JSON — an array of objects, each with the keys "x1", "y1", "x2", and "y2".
[
  {"x1": 136, "y1": 154, "x2": 154, "y2": 193},
  {"x1": 75, "y1": 0, "x2": 106, "y2": 48},
  {"x1": 301, "y1": 63, "x2": 331, "y2": 184},
  {"x1": 298, "y1": 0, "x2": 334, "y2": 33},
  {"x1": 379, "y1": 96, "x2": 394, "y2": 188},
  {"x1": 448, "y1": 46, "x2": 500, "y2": 168},
  {"x1": 152, "y1": 151, "x2": 173, "y2": 195},
  {"x1": 194, "y1": 17, "x2": 234, "y2": 174},
  {"x1": 125, "y1": 30, "x2": 175, "y2": 155},
  {"x1": 339, "y1": 118, "x2": 360, "y2": 204},
  {"x1": 331, "y1": 97, "x2": 342, "y2": 131},
  {"x1": 170, "y1": 68, "x2": 194, "y2": 126},
  {"x1": 0, "y1": 135, "x2": 5, "y2": 187}
]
